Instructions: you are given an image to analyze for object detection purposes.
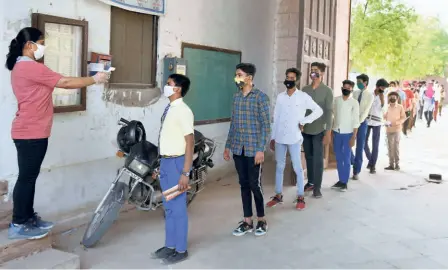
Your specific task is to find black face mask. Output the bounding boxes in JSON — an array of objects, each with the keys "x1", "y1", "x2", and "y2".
[
  {"x1": 284, "y1": 80, "x2": 296, "y2": 89},
  {"x1": 389, "y1": 98, "x2": 397, "y2": 103},
  {"x1": 341, "y1": 88, "x2": 351, "y2": 96},
  {"x1": 378, "y1": 89, "x2": 384, "y2": 94}
]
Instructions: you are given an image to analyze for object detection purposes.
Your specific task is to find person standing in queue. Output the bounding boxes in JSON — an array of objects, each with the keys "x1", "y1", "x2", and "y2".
[
  {"x1": 384, "y1": 92, "x2": 406, "y2": 171},
  {"x1": 365, "y1": 79, "x2": 388, "y2": 174},
  {"x1": 331, "y1": 80, "x2": 359, "y2": 191},
  {"x1": 5, "y1": 27, "x2": 109, "y2": 240},
  {"x1": 267, "y1": 68, "x2": 322, "y2": 210},
  {"x1": 224, "y1": 63, "x2": 270, "y2": 237},
  {"x1": 151, "y1": 74, "x2": 194, "y2": 265},
  {"x1": 302, "y1": 62, "x2": 334, "y2": 198},
  {"x1": 351, "y1": 74, "x2": 374, "y2": 180}
]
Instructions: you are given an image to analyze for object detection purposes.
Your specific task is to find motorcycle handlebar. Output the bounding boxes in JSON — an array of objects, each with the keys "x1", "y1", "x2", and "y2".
[{"x1": 119, "y1": 118, "x2": 130, "y2": 125}]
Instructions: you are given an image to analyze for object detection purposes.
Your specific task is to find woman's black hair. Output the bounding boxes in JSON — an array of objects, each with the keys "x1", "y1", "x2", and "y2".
[{"x1": 5, "y1": 27, "x2": 43, "y2": 71}]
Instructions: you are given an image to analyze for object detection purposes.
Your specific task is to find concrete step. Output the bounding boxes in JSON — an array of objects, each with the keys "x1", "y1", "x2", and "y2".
[
  {"x1": 0, "y1": 202, "x2": 12, "y2": 231},
  {"x1": 1, "y1": 249, "x2": 80, "y2": 269},
  {"x1": 0, "y1": 230, "x2": 52, "y2": 264}
]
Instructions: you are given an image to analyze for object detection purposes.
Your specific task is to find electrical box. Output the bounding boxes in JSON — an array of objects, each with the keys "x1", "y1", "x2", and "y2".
[
  {"x1": 163, "y1": 57, "x2": 187, "y2": 83},
  {"x1": 89, "y1": 52, "x2": 112, "y2": 76}
]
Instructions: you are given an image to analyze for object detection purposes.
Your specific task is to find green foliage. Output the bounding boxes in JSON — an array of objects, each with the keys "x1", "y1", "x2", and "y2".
[{"x1": 350, "y1": 0, "x2": 448, "y2": 79}]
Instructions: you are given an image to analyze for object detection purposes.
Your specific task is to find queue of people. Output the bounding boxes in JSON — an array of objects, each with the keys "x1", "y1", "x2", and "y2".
[{"x1": 5, "y1": 26, "x2": 445, "y2": 265}]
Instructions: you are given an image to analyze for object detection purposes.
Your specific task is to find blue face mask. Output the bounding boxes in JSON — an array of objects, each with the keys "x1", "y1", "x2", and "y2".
[{"x1": 357, "y1": 82, "x2": 365, "y2": 90}]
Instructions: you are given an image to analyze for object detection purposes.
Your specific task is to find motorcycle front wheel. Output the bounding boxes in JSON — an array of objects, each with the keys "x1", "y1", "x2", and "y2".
[{"x1": 81, "y1": 182, "x2": 128, "y2": 248}]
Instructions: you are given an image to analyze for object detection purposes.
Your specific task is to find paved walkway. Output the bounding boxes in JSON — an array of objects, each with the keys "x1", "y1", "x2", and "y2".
[{"x1": 54, "y1": 116, "x2": 448, "y2": 269}]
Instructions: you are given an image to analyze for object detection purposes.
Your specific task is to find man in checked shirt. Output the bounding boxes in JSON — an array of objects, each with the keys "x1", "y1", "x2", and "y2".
[{"x1": 224, "y1": 63, "x2": 271, "y2": 237}]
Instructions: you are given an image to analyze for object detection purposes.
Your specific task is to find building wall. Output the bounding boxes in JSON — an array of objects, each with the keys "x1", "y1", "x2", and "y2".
[
  {"x1": 333, "y1": 0, "x2": 351, "y2": 96},
  {"x1": 0, "y1": 0, "x2": 276, "y2": 214}
]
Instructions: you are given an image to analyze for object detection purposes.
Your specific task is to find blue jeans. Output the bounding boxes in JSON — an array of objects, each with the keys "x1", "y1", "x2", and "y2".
[
  {"x1": 351, "y1": 120, "x2": 368, "y2": 175},
  {"x1": 333, "y1": 132, "x2": 353, "y2": 184},
  {"x1": 275, "y1": 142, "x2": 305, "y2": 196},
  {"x1": 160, "y1": 156, "x2": 188, "y2": 252},
  {"x1": 364, "y1": 125, "x2": 381, "y2": 168}
]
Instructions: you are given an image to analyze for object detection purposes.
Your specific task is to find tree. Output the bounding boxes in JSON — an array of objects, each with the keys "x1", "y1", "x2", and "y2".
[
  {"x1": 350, "y1": 0, "x2": 417, "y2": 76},
  {"x1": 350, "y1": 0, "x2": 448, "y2": 79}
]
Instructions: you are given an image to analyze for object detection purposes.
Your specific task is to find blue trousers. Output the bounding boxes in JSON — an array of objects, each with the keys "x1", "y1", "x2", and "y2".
[
  {"x1": 364, "y1": 125, "x2": 381, "y2": 168},
  {"x1": 159, "y1": 156, "x2": 188, "y2": 252},
  {"x1": 333, "y1": 132, "x2": 353, "y2": 184},
  {"x1": 351, "y1": 120, "x2": 368, "y2": 175},
  {"x1": 275, "y1": 142, "x2": 305, "y2": 196}
]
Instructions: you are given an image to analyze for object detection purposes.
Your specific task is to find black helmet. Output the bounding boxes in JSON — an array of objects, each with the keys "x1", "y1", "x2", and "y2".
[{"x1": 117, "y1": 120, "x2": 146, "y2": 153}]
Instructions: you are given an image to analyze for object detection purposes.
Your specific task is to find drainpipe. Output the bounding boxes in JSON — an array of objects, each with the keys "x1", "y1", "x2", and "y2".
[{"x1": 346, "y1": 0, "x2": 352, "y2": 78}]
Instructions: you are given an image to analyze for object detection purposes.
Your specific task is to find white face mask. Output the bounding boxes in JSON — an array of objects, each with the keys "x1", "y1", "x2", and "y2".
[
  {"x1": 163, "y1": 85, "x2": 175, "y2": 98},
  {"x1": 32, "y1": 42, "x2": 46, "y2": 60}
]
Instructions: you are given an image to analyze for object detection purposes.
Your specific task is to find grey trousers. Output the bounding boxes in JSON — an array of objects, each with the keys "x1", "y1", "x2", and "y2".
[{"x1": 386, "y1": 132, "x2": 401, "y2": 166}]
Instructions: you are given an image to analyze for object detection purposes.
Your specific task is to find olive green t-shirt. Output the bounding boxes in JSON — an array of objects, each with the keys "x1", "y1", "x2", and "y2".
[{"x1": 302, "y1": 82, "x2": 334, "y2": 135}]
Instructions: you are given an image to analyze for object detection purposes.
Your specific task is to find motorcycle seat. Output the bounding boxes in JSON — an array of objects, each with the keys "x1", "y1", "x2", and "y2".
[{"x1": 194, "y1": 130, "x2": 205, "y2": 146}]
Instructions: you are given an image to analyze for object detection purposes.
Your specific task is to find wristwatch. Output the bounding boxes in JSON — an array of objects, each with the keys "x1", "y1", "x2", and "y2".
[{"x1": 182, "y1": 171, "x2": 191, "y2": 177}]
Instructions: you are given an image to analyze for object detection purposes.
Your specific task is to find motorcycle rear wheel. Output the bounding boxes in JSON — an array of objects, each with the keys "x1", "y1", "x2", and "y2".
[{"x1": 81, "y1": 182, "x2": 128, "y2": 248}]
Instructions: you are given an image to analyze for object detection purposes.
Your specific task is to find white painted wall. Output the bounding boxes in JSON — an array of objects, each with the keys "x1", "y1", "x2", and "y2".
[
  {"x1": 0, "y1": 0, "x2": 276, "y2": 214},
  {"x1": 333, "y1": 0, "x2": 351, "y2": 96}
]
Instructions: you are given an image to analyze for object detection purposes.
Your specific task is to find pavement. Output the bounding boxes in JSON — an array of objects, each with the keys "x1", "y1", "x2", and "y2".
[{"x1": 53, "y1": 115, "x2": 448, "y2": 269}]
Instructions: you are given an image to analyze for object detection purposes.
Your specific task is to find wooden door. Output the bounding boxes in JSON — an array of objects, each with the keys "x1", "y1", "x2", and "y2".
[
  {"x1": 289, "y1": 0, "x2": 338, "y2": 185},
  {"x1": 297, "y1": 0, "x2": 337, "y2": 89}
]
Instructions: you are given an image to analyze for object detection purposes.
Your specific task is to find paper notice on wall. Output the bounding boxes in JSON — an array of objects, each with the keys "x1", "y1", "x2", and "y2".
[
  {"x1": 176, "y1": 65, "x2": 186, "y2": 76},
  {"x1": 97, "y1": 0, "x2": 166, "y2": 15}
]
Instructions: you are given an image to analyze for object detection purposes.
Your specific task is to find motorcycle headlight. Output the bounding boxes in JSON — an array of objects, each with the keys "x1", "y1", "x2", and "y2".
[{"x1": 128, "y1": 159, "x2": 150, "y2": 176}]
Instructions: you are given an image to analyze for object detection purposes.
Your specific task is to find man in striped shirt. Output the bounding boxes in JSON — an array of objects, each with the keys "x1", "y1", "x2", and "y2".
[
  {"x1": 224, "y1": 63, "x2": 271, "y2": 237},
  {"x1": 365, "y1": 79, "x2": 388, "y2": 174}
]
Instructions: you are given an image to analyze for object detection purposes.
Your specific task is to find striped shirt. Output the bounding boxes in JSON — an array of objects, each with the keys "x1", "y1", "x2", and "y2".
[{"x1": 225, "y1": 88, "x2": 271, "y2": 157}]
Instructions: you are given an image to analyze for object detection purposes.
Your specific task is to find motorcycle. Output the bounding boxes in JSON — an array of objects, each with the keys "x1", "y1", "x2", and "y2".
[{"x1": 81, "y1": 118, "x2": 216, "y2": 248}]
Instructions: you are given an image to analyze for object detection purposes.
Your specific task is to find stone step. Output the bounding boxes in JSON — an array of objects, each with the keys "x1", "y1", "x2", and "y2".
[
  {"x1": 0, "y1": 230, "x2": 52, "y2": 264},
  {"x1": 1, "y1": 249, "x2": 79, "y2": 269}
]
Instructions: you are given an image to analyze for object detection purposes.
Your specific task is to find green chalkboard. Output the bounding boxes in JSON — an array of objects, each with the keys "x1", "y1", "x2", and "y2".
[{"x1": 182, "y1": 44, "x2": 241, "y2": 125}]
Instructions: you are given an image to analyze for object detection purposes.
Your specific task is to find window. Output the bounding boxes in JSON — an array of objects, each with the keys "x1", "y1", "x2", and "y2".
[
  {"x1": 32, "y1": 13, "x2": 88, "y2": 113},
  {"x1": 110, "y1": 7, "x2": 158, "y2": 88}
]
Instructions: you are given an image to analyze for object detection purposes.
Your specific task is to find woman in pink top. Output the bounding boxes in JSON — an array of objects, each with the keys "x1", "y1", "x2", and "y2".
[{"x1": 5, "y1": 27, "x2": 109, "y2": 240}]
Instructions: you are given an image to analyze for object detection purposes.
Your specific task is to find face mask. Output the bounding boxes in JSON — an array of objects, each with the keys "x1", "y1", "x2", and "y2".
[
  {"x1": 389, "y1": 98, "x2": 397, "y2": 103},
  {"x1": 163, "y1": 85, "x2": 175, "y2": 98},
  {"x1": 284, "y1": 80, "x2": 296, "y2": 89},
  {"x1": 310, "y1": 72, "x2": 320, "y2": 80},
  {"x1": 378, "y1": 89, "x2": 384, "y2": 94},
  {"x1": 234, "y1": 77, "x2": 245, "y2": 88},
  {"x1": 341, "y1": 88, "x2": 351, "y2": 96},
  {"x1": 357, "y1": 82, "x2": 365, "y2": 90},
  {"x1": 32, "y1": 42, "x2": 46, "y2": 60}
]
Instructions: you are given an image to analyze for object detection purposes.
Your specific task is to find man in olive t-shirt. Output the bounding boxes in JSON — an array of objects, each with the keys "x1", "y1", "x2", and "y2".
[{"x1": 301, "y1": 62, "x2": 334, "y2": 198}]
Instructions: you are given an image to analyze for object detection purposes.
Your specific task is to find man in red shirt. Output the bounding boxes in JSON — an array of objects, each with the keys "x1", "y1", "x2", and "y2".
[{"x1": 402, "y1": 81, "x2": 414, "y2": 135}]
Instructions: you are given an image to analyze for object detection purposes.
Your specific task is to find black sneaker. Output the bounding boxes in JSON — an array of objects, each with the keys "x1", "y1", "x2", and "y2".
[
  {"x1": 232, "y1": 221, "x2": 253, "y2": 236},
  {"x1": 395, "y1": 165, "x2": 400, "y2": 171},
  {"x1": 151, "y1": 247, "x2": 176, "y2": 259},
  {"x1": 366, "y1": 164, "x2": 372, "y2": 170},
  {"x1": 304, "y1": 183, "x2": 314, "y2": 192},
  {"x1": 254, "y1": 220, "x2": 268, "y2": 236},
  {"x1": 370, "y1": 167, "x2": 377, "y2": 174},
  {"x1": 385, "y1": 165, "x2": 395, "y2": 170},
  {"x1": 339, "y1": 183, "x2": 348, "y2": 192},
  {"x1": 331, "y1": 182, "x2": 343, "y2": 189},
  {"x1": 352, "y1": 174, "x2": 359, "y2": 180},
  {"x1": 312, "y1": 189, "x2": 322, "y2": 198},
  {"x1": 162, "y1": 251, "x2": 188, "y2": 265}
]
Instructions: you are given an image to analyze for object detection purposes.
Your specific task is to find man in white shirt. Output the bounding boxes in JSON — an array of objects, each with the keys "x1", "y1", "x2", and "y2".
[
  {"x1": 433, "y1": 81, "x2": 441, "y2": 122},
  {"x1": 267, "y1": 68, "x2": 323, "y2": 210},
  {"x1": 351, "y1": 74, "x2": 374, "y2": 180},
  {"x1": 331, "y1": 80, "x2": 360, "y2": 191},
  {"x1": 365, "y1": 79, "x2": 388, "y2": 174}
]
